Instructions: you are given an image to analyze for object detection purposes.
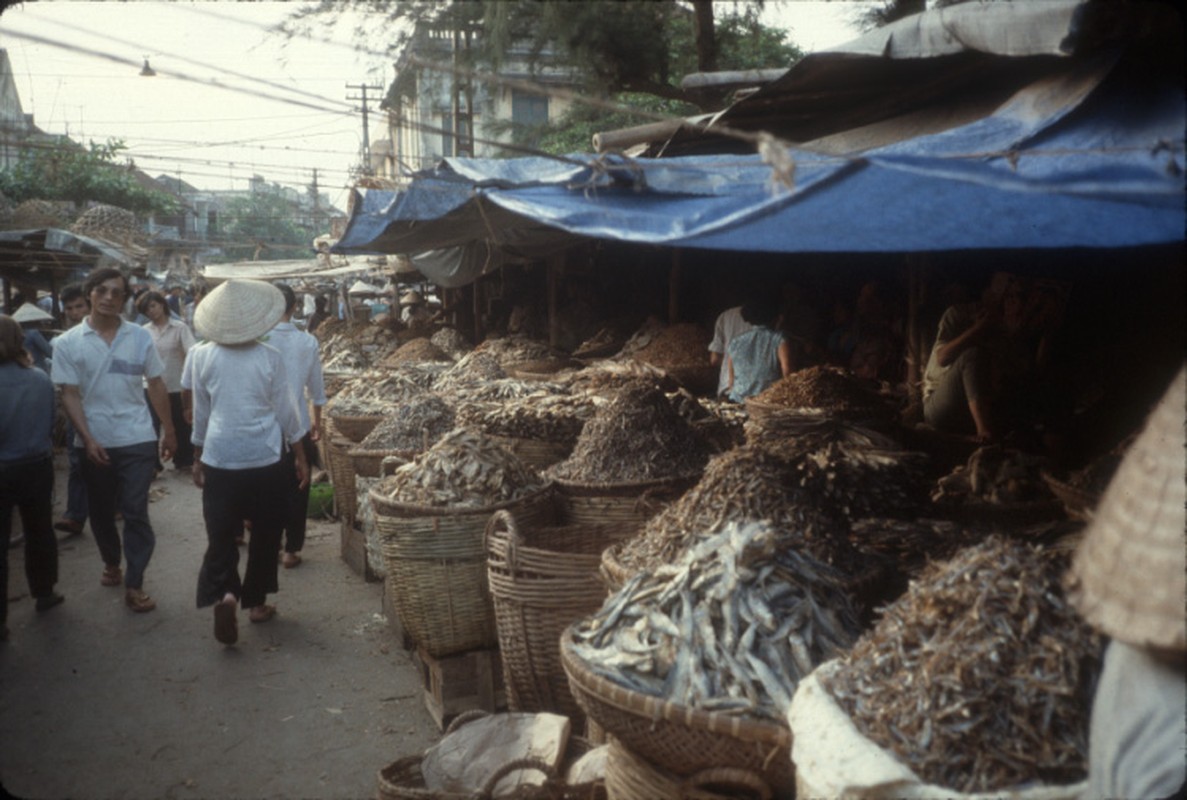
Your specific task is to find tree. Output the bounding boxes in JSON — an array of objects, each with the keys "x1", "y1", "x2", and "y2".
[
  {"x1": 0, "y1": 137, "x2": 178, "y2": 217},
  {"x1": 212, "y1": 190, "x2": 313, "y2": 262}
]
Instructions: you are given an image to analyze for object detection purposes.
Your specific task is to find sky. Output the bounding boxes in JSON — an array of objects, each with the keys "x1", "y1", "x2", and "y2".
[{"x1": 1, "y1": 1, "x2": 868, "y2": 212}]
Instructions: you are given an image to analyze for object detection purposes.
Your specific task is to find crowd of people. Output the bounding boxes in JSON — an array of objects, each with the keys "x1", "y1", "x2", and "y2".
[{"x1": 0, "y1": 271, "x2": 325, "y2": 646}]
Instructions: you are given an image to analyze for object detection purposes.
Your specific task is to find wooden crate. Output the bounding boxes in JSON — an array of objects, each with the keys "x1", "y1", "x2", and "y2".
[
  {"x1": 412, "y1": 646, "x2": 506, "y2": 731},
  {"x1": 339, "y1": 516, "x2": 378, "y2": 581}
]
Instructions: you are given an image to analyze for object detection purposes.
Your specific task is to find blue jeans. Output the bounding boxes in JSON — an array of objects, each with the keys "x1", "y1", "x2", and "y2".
[
  {"x1": 79, "y1": 441, "x2": 158, "y2": 590},
  {"x1": 64, "y1": 420, "x2": 88, "y2": 525}
]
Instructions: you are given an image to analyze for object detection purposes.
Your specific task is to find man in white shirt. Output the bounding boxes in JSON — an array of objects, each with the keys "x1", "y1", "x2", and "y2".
[
  {"x1": 268, "y1": 283, "x2": 327, "y2": 569},
  {"x1": 183, "y1": 279, "x2": 308, "y2": 645},
  {"x1": 51, "y1": 268, "x2": 176, "y2": 614},
  {"x1": 708, "y1": 304, "x2": 754, "y2": 398}
]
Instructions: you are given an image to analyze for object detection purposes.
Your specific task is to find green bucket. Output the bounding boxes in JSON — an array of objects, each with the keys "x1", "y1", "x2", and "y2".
[{"x1": 307, "y1": 483, "x2": 335, "y2": 518}]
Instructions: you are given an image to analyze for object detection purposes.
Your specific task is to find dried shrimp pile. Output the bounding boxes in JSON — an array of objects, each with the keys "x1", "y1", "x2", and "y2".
[
  {"x1": 932, "y1": 445, "x2": 1055, "y2": 505},
  {"x1": 626, "y1": 322, "x2": 710, "y2": 368},
  {"x1": 822, "y1": 535, "x2": 1102, "y2": 794},
  {"x1": 379, "y1": 337, "x2": 450, "y2": 367},
  {"x1": 456, "y1": 393, "x2": 598, "y2": 443},
  {"x1": 547, "y1": 384, "x2": 710, "y2": 484},
  {"x1": 753, "y1": 365, "x2": 890, "y2": 417},
  {"x1": 571, "y1": 521, "x2": 862, "y2": 721},
  {"x1": 328, "y1": 370, "x2": 427, "y2": 416},
  {"x1": 356, "y1": 394, "x2": 456, "y2": 453},
  {"x1": 376, "y1": 429, "x2": 543, "y2": 508}
]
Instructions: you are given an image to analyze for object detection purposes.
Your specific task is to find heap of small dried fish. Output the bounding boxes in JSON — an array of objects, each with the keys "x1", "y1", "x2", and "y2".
[
  {"x1": 379, "y1": 337, "x2": 450, "y2": 367},
  {"x1": 547, "y1": 384, "x2": 710, "y2": 484},
  {"x1": 432, "y1": 351, "x2": 509, "y2": 392},
  {"x1": 320, "y1": 335, "x2": 369, "y2": 372},
  {"x1": 617, "y1": 445, "x2": 849, "y2": 577},
  {"x1": 744, "y1": 407, "x2": 902, "y2": 452},
  {"x1": 571, "y1": 521, "x2": 861, "y2": 721},
  {"x1": 562, "y1": 360, "x2": 670, "y2": 397},
  {"x1": 376, "y1": 428, "x2": 544, "y2": 508},
  {"x1": 932, "y1": 445, "x2": 1055, "y2": 505},
  {"x1": 473, "y1": 335, "x2": 555, "y2": 366},
  {"x1": 624, "y1": 322, "x2": 710, "y2": 369},
  {"x1": 752, "y1": 365, "x2": 891, "y2": 418},
  {"x1": 616, "y1": 317, "x2": 667, "y2": 358},
  {"x1": 430, "y1": 327, "x2": 472, "y2": 360},
  {"x1": 783, "y1": 441, "x2": 928, "y2": 521},
  {"x1": 328, "y1": 370, "x2": 428, "y2": 416},
  {"x1": 356, "y1": 394, "x2": 456, "y2": 453},
  {"x1": 822, "y1": 535, "x2": 1102, "y2": 794},
  {"x1": 847, "y1": 517, "x2": 979, "y2": 575},
  {"x1": 449, "y1": 377, "x2": 569, "y2": 404},
  {"x1": 456, "y1": 393, "x2": 599, "y2": 443}
]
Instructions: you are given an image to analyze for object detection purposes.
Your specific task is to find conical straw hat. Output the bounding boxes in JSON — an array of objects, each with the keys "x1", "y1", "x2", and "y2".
[
  {"x1": 11, "y1": 302, "x2": 53, "y2": 323},
  {"x1": 1067, "y1": 366, "x2": 1186, "y2": 651},
  {"x1": 194, "y1": 279, "x2": 285, "y2": 345}
]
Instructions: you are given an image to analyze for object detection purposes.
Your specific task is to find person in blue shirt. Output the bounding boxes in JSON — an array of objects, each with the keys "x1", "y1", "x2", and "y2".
[{"x1": 725, "y1": 295, "x2": 794, "y2": 403}]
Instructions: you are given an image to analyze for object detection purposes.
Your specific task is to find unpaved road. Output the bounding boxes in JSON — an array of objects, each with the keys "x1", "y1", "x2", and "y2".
[{"x1": 1, "y1": 454, "x2": 440, "y2": 800}]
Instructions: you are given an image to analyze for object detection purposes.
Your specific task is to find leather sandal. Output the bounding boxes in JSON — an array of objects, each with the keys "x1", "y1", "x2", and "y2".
[
  {"x1": 124, "y1": 589, "x2": 157, "y2": 613},
  {"x1": 248, "y1": 604, "x2": 276, "y2": 624},
  {"x1": 213, "y1": 598, "x2": 238, "y2": 645},
  {"x1": 101, "y1": 565, "x2": 123, "y2": 587},
  {"x1": 282, "y1": 552, "x2": 301, "y2": 569}
]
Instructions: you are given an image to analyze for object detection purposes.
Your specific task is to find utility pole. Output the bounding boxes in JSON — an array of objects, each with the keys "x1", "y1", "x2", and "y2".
[{"x1": 346, "y1": 83, "x2": 384, "y2": 175}]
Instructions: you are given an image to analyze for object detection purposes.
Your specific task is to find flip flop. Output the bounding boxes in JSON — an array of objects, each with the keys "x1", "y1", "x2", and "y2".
[
  {"x1": 248, "y1": 604, "x2": 277, "y2": 624},
  {"x1": 214, "y1": 599, "x2": 238, "y2": 645}
]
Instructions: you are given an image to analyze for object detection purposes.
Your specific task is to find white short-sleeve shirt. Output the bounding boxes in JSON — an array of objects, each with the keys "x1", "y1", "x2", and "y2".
[
  {"x1": 50, "y1": 318, "x2": 164, "y2": 449},
  {"x1": 266, "y1": 321, "x2": 327, "y2": 437}
]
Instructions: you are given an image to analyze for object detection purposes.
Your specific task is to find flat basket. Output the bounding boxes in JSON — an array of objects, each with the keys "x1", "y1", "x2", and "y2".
[
  {"x1": 560, "y1": 626, "x2": 794, "y2": 795},
  {"x1": 328, "y1": 411, "x2": 384, "y2": 443},
  {"x1": 552, "y1": 474, "x2": 697, "y2": 528},
  {"x1": 485, "y1": 510, "x2": 628, "y2": 719},
  {"x1": 372, "y1": 485, "x2": 557, "y2": 658}
]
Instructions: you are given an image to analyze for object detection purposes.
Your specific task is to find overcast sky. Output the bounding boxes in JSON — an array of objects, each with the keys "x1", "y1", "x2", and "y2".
[{"x1": 1, "y1": 2, "x2": 867, "y2": 210}]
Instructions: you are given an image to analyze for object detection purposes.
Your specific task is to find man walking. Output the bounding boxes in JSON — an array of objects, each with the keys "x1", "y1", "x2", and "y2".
[
  {"x1": 51, "y1": 268, "x2": 176, "y2": 613},
  {"x1": 268, "y1": 284, "x2": 326, "y2": 568}
]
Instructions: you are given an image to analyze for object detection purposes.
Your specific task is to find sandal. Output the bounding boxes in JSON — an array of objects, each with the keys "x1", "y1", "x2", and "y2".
[
  {"x1": 101, "y1": 565, "x2": 122, "y2": 587},
  {"x1": 213, "y1": 598, "x2": 238, "y2": 645},
  {"x1": 248, "y1": 604, "x2": 276, "y2": 624},
  {"x1": 282, "y1": 552, "x2": 302, "y2": 569},
  {"x1": 124, "y1": 589, "x2": 157, "y2": 613}
]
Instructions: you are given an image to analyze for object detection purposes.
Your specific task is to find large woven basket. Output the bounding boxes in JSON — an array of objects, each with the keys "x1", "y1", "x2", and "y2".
[
  {"x1": 485, "y1": 510, "x2": 628, "y2": 720},
  {"x1": 372, "y1": 485, "x2": 557, "y2": 658},
  {"x1": 327, "y1": 435, "x2": 357, "y2": 522},
  {"x1": 597, "y1": 542, "x2": 635, "y2": 594},
  {"x1": 561, "y1": 627, "x2": 794, "y2": 795},
  {"x1": 553, "y1": 474, "x2": 697, "y2": 528},
  {"x1": 348, "y1": 446, "x2": 416, "y2": 479},
  {"x1": 377, "y1": 754, "x2": 596, "y2": 800},
  {"x1": 605, "y1": 736, "x2": 773, "y2": 800},
  {"x1": 487, "y1": 435, "x2": 575, "y2": 472},
  {"x1": 1040, "y1": 470, "x2": 1098, "y2": 522},
  {"x1": 329, "y1": 411, "x2": 384, "y2": 443}
]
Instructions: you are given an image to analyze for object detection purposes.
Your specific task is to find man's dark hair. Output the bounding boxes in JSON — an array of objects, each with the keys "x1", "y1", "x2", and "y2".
[
  {"x1": 136, "y1": 290, "x2": 170, "y2": 317},
  {"x1": 277, "y1": 283, "x2": 297, "y2": 314},
  {"x1": 83, "y1": 267, "x2": 130, "y2": 299},
  {"x1": 60, "y1": 283, "x2": 87, "y2": 306},
  {"x1": 740, "y1": 294, "x2": 781, "y2": 327}
]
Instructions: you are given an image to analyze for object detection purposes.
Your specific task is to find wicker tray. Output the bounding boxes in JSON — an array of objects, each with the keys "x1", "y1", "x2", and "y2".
[
  {"x1": 1041, "y1": 470, "x2": 1098, "y2": 522},
  {"x1": 605, "y1": 736, "x2": 773, "y2": 800},
  {"x1": 553, "y1": 474, "x2": 697, "y2": 527},
  {"x1": 372, "y1": 486, "x2": 557, "y2": 658},
  {"x1": 348, "y1": 446, "x2": 416, "y2": 479},
  {"x1": 328, "y1": 412, "x2": 385, "y2": 443},
  {"x1": 485, "y1": 510, "x2": 627, "y2": 720},
  {"x1": 560, "y1": 627, "x2": 794, "y2": 795}
]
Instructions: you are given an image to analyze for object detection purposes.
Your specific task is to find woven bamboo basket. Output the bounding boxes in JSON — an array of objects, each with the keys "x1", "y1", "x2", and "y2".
[
  {"x1": 485, "y1": 510, "x2": 628, "y2": 720},
  {"x1": 327, "y1": 435, "x2": 357, "y2": 522},
  {"x1": 486, "y1": 435, "x2": 575, "y2": 472},
  {"x1": 328, "y1": 411, "x2": 384, "y2": 443},
  {"x1": 560, "y1": 627, "x2": 794, "y2": 795},
  {"x1": 377, "y1": 754, "x2": 593, "y2": 800},
  {"x1": 597, "y1": 542, "x2": 635, "y2": 594},
  {"x1": 553, "y1": 474, "x2": 697, "y2": 528},
  {"x1": 372, "y1": 485, "x2": 557, "y2": 658},
  {"x1": 348, "y1": 446, "x2": 416, "y2": 479},
  {"x1": 605, "y1": 736, "x2": 773, "y2": 800}
]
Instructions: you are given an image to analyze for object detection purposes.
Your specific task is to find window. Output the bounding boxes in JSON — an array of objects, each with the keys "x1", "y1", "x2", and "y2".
[{"x1": 511, "y1": 89, "x2": 549, "y2": 127}]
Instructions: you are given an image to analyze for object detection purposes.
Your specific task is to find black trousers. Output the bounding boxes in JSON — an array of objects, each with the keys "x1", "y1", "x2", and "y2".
[
  {"x1": 0, "y1": 455, "x2": 58, "y2": 626},
  {"x1": 146, "y1": 390, "x2": 194, "y2": 468},
  {"x1": 196, "y1": 459, "x2": 288, "y2": 609},
  {"x1": 281, "y1": 434, "x2": 318, "y2": 554}
]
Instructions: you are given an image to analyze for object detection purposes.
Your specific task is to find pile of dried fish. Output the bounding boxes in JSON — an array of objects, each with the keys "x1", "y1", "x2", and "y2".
[
  {"x1": 625, "y1": 322, "x2": 710, "y2": 369},
  {"x1": 571, "y1": 521, "x2": 861, "y2": 721},
  {"x1": 562, "y1": 360, "x2": 670, "y2": 396},
  {"x1": 448, "y1": 377, "x2": 569, "y2": 404},
  {"x1": 847, "y1": 517, "x2": 980, "y2": 575},
  {"x1": 783, "y1": 441, "x2": 928, "y2": 521},
  {"x1": 430, "y1": 327, "x2": 472, "y2": 360},
  {"x1": 376, "y1": 428, "x2": 544, "y2": 508},
  {"x1": 616, "y1": 317, "x2": 667, "y2": 358},
  {"x1": 752, "y1": 366, "x2": 890, "y2": 418},
  {"x1": 328, "y1": 369, "x2": 428, "y2": 416},
  {"x1": 617, "y1": 445, "x2": 846, "y2": 577},
  {"x1": 932, "y1": 445, "x2": 1055, "y2": 505},
  {"x1": 744, "y1": 407, "x2": 902, "y2": 451},
  {"x1": 456, "y1": 393, "x2": 598, "y2": 443},
  {"x1": 320, "y1": 335, "x2": 369, "y2": 372},
  {"x1": 473, "y1": 335, "x2": 555, "y2": 366},
  {"x1": 432, "y1": 351, "x2": 508, "y2": 392},
  {"x1": 547, "y1": 384, "x2": 710, "y2": 484},
  {"x1": 822, "y1": 535, "x2": 1102, "y2": 794},
  {"x1": 356, "y1": 394, "x2": 456, "y2": 453},
  {"x1": 379, "y1": 337, "x2": 450, "y2": 367}
]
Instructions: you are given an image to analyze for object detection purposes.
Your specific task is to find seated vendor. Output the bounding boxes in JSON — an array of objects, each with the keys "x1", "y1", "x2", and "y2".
[{"x1": 725, "y1": 295, "x2": 794, "y2": 403}]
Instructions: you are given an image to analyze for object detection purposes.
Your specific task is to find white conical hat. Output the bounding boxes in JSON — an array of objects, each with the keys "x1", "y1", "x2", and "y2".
[
  {"x1": 11, "y1": 302, "x2": 53, "y2": 323},
  {"x1": 1066, "y1": 366, "x2": 1186, "y2": 651},
  {"x1": 194, "y1": 279, "x2": 285, "y2": 345}
]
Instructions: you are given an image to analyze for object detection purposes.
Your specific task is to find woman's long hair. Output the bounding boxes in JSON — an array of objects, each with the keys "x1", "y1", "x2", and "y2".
[{"x1": 0, "y1": 314, "x2": 30, "y2": 366}]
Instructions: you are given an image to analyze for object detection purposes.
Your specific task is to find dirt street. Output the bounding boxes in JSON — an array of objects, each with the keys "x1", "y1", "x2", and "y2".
[{"x1": 1, "y1": 454, "x2": 441, "y2": 800}]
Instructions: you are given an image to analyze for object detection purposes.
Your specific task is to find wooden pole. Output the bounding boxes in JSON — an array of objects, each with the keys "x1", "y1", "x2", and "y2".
[
  {"x1": 668, "y1": 248, "x2": 681, "y2": 323},
  {"x1": 547, "y1": 256, "x2": 561, "y2": 350}
]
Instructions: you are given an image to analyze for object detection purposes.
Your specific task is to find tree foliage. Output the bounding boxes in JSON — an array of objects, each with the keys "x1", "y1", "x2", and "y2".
[
  {"x1": 212, "y1": 191, "x2": 313, "y2": 262},
  {"x1": 0, "y1": 138, "x2": 178, "y2": 216}
]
